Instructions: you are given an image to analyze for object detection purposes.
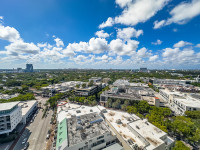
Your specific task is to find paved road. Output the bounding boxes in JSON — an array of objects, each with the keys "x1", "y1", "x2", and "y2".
[
  {"x1": 13, "y1": 97, "x2": 52, "y2": 150},
  {"x1": 0, "y1": 141, "x2": 13, "y2": 150}
]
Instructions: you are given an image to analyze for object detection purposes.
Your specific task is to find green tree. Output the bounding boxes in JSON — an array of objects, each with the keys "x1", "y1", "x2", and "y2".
[
  {"x1": 88, "y1": 80, "x2": 94, "y2": 87},
  {"x1": 185, "y1": 111, "x2": 200, "y2": 119},
  {"x1": 137, "y1": 100, "x2": 150, "y2": 114},
  {"x1": 171, "y1": 116, "x2": 195, "y2": 138},
  {"x1": 82, "y1": 83, "x2": 86, "y2": 88},
  {"x1": 173, "y1": 141, "x2": 190, "y2": 150},
  {"x1": 76, "y1": 84, "x2": 80, "y2": 88}
]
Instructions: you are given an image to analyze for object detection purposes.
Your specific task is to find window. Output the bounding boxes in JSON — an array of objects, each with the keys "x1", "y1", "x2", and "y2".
[
  {"x1": 97, "y1": 135, "x2": 104, "y2": 140},
  {"x1": 6, "y1": 116, "x2": 10, "y2": 122}
]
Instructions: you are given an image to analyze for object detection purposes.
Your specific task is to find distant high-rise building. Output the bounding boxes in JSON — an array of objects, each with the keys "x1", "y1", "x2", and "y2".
[
  {"x1": 25, "y1": 64, "x2": 33, "y2": 72},
  {"x1": 139, "y1": 68, "x2": 148, "y2": 72},
  {"x1": 17, "y1": 68, "x2": 22, "y2": 73}
]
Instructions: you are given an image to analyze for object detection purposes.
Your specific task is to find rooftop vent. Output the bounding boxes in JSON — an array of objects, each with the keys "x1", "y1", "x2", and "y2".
[
  {"x1": 116, "y1": 119, "x2": 121, "y2": 124},
  {"x1": 76, "y1": 110, "x2": 81, "y2": 113},
  {"x1": 136, "y1": 125, "x2": 140, "y2": 129}
]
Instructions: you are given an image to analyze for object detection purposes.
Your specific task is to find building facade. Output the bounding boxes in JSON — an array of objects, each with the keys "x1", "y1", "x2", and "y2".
[{"x1": 0, "y1": 102, "x2": 22, "y2": 135}]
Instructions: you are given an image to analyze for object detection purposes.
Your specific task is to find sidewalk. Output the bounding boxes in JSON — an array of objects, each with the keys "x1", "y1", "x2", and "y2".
[{"x1": 9, "y1": 124, "x2": 26, "y2": 150}]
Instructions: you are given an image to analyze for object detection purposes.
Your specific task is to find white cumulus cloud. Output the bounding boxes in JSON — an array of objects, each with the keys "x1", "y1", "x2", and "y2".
[
  {"x1": 95, "y1": 30, "x2": 109, "y2": 38},
  {"x1": 109, "y1": 39, "x2": 139, "y2": 56},
  {"x1": 151, "y1": 39, "x2": 162, "y2": 45},
  {"x1": 99, "y1": 17, "x2": 114, "y2": 29},
  {"x1": 0, "y1": 24, "x2": 21, "y2": 42},
  {"x1": 5, "y1": 40, "x2": 40, "y2": 56},
  {"x1": 173, "y1": 41, "x2": 192, "y2": 48},
  {"x1": 115, "y1": 0, "x2": 132, "y2": 8},
  {"x1": 64, "y1": 38, "x2": 109, "y2": 54},
  {"x1": 117, "y1": 27, "x2": 143, "y2": 40},
  {"x1": 100, "y1": 0, "x2": 169, "y2": 28},
  {"x1": 154, "y1": 0, "x2": 200, "y2": 29},
  {"x1": 54, "y1": 37, "x2": 64, "y2": 47},
  {"x1": 153, "y1": 20, "x2": 166, "y2": 29},
  {"x1": 149, "y1": 55, "x2": 158, "y2": 61}
]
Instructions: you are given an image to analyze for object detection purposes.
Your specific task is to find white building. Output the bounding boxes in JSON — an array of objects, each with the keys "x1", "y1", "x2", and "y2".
[
  {"x1": 89, "y1": 77, "x2": 102, "y2": 83},
  {"x1": 56, "y1": 103, "x2": 117, "y2": 150},
  {"x1": 0, "y1": 102, "x2": 22, "y2": 135},
  {"x1": 159, "y1": 89, "x2": 200, "y2": 115},
  {"x1": 150, "y1": 79, "x2": 192, "y2": 85},
  {"x1": 100, "y1": 109, "x2": 174, "y2": 150},
  {"x1": 0, "y1": 93, "x2": 19, "y2": 100},
  {"x1": 19, "y1": 100, "x2": 38, "y2": 124},
  {"x1": 170, "y1": 95, "x2": 200, "y2": 115}
]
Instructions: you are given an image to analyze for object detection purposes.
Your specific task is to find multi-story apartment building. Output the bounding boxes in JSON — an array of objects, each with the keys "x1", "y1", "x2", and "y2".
[
  {"x1": 171, "y1": 95, "x2": 200, "y2": 115},
  {"x1": 0, "y1": 102, "x2": 22, "y2": 135},
  {"x1": 159, "y1": 89, "x2": 200, "y2": 115}
]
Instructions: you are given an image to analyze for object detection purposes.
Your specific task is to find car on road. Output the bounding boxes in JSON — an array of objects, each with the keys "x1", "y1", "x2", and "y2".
[
  {"x1": 46, "y1": 134, "x2": 50, "y2": 139},
  {"x1": 22, "y1": 138, "x2": 27, "y2": 144},
  {"x1": 23, "y1": 142, "x2": 29, "y2": 150}
]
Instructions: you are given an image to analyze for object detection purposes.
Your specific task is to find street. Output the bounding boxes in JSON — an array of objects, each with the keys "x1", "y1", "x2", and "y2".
[{"x1": 13, "y1": 97, "x2": 53, "y2": 150}]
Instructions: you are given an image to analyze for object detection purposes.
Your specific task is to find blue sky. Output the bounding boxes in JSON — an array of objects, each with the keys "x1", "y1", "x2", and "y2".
[{"x1": 0, "y1": 0, "x2": 200, "y2": 69}]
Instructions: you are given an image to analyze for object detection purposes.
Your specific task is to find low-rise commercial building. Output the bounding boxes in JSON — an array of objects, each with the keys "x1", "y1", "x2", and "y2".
[
  {"x1": 170, "y1": 95, "x2": 200, "y2": 115},
  {"x1": 56, "y1": 103, "x2": 117, "y2": 150},
  {"x1": 150, "y1": 79, "x2": 192, "y2": 85},
  {"x1": 0, "y1": 102, "x2": 22, "y2": 135},
  {"x1": 100, "y1": 109, "x2": 174, "y2": 150},
  {"x1": 19, "y1": 100, "x2": 38, "y2": 124},
  {"x1": 100, "y1": 80, "x2": 160, "y2": 107},
  {"x1": 75, "y1": 83, "x2": 103, "y2": 97},
  {"x1": 56, "y1": 103, "x2": 175, "y2": 150},
  {"x1": 159, "y1": 89, "x2": 200, "y2": 115},
  {"x1": 0, "y1": 93, "x2": 19, "y2": 100},
  {"x1": 89, "y1": 77, "x2": 102, "y2": 83}
]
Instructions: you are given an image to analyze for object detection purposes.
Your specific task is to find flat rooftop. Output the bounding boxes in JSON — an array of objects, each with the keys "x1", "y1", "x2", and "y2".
[
  {"x1": 103, "y1": 110, "x2": 146, "y2": 149},
  {"x1": 57, "y1": 102, "x2": 102, "y2": 123},
  {"x1": 0, "y1": 101, "x2": 19, "y2": 111},
  {"x1": 103, "y1": 109, "x2": 167, "y2": 150},
  {"x1": 19, "y1": 100, "x2": 37, "y2": 116},
  {"x1": 175, "y1": 97, "x2": 200, "y2": 108},
  {"x1": 57, "y1": 102, "x2": 81, "y2": 123},
  {"x1": 190, "y1": 93, "x2": 200, "y2": 100},
  {"x1": 129, "y1": 120, "x2": 166, "y2": 150},
  {"x1": 67, "y1": 112, "x2": 109, "y2": 146}
]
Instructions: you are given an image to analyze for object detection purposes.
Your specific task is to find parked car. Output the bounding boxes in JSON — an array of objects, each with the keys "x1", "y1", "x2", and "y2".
[
  {"x1": 22, "y1": 138, "x2": 27, "y2": 144},
  {"x1": 24, "y1": 142, "x2": 29, "y2": 150},
  {"x1": 46, "y1": 134, "x2": 50, "y2": 139}
]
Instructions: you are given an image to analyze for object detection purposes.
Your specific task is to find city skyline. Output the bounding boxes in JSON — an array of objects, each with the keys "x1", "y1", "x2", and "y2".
[{"x1": 0, "y1": 0, "x2": 200, "y2": 69}]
